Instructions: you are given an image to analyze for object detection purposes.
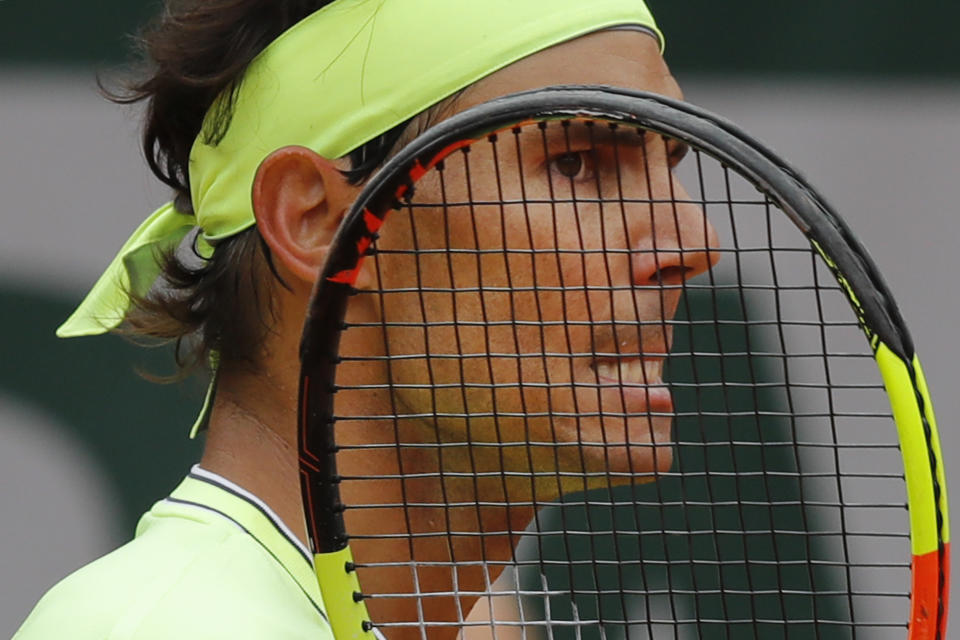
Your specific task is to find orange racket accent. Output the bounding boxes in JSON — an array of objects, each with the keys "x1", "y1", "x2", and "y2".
[
  {"x1": 328, "y1": 264, "x2": 364, "y2": 285},
  {"x1": 909, "y1": 542, "x2": 950, "y2": 639},
  {"x1": 363, "y1": 209, "x2": 384, "y2": 233},
  {"x1": 406, "y1": 159, "x2": 428, "y2": 184}
]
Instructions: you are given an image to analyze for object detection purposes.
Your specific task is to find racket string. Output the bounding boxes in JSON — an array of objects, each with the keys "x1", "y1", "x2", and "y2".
[{"x1": 324, "y1": 115, "x2": 914, "y2": 639}]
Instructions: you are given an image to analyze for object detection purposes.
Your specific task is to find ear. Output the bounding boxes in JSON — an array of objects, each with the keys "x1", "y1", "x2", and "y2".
[{"x1": 253, "y1": 146, "x2": 356, "y2": 284}]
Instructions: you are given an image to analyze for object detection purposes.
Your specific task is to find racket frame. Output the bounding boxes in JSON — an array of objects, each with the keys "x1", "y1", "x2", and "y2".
[{"x1": 297, "y1": 86, "x2": 949, "y2": 640}]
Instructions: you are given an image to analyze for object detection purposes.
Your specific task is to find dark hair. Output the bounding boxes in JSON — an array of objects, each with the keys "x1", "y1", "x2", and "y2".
[{"x1": 111, "y1": 0, "x2": 424, "y2": 376}]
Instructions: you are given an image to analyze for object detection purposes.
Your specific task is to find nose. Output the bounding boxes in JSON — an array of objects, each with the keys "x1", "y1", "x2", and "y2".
[{"x1": 631, "y1": 178, "x2": 720, "y2": 287}]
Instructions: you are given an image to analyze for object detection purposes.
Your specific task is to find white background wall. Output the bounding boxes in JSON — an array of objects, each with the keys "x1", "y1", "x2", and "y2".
[{"x1": 2, "y1": 72, "x2": 957, "y2": 637}]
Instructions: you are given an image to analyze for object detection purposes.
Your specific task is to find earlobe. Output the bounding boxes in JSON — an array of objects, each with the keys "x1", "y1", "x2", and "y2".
[{"x1": 253, "y1": 146, "x2": 355, "y2": 284}]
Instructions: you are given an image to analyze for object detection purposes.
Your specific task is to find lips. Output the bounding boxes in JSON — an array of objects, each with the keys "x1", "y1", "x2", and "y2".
[
  {"x1": 591, "y1": 354, "x2": 674, "y2": 415},
  {"x1": 594, "y1": 357, "x2": 663, "y2": 385}
]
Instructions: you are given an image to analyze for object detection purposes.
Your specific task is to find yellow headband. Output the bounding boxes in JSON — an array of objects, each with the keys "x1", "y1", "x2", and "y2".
[{"x1": 58, "y1": 0, "x2": 662, "y2": 338}]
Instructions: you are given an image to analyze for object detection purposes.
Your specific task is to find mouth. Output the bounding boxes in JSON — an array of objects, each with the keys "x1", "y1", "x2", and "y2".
[
  {"x1": 594, "y1": 357, "x2": 664, "y2": 385},
  {"x1": 590, "y1": 355, "x2": 674, "y2": 414}
]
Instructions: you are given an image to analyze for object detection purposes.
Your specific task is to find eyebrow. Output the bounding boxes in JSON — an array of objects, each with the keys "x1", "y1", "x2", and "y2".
[
  {"x1": 511, "y1": 119, "x2": 690, "y2": 163},
  {"x1": 561, "y1": 121, "x2": 692, "y2": 161}
]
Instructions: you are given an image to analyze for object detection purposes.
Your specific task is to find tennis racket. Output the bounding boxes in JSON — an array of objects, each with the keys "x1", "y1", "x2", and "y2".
[{"x1": 298, "y1": 86, "x2": 949, "y2": 640}]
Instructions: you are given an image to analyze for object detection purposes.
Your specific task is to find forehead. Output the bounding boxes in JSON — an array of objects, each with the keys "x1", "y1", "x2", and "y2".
[{"x1": 456, "y1": 29, "x2": 682, "y2": 110}]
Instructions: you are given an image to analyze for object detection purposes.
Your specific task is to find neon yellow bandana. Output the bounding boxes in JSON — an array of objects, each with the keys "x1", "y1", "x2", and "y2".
[{"x1": 57, "y1": 0, "x2": 662, "y2": 339}]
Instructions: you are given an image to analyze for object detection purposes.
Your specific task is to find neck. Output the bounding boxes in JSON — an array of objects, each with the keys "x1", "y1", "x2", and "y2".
[
  {"x1": 200, "y1": 364, "x2": 308, "y2": 545},
  {"x1": 200, "y1": 355, "x2": 537, "y2": 640},
  {"x1": 337, "y1": 417, "x2": 537, "y2": 640}
]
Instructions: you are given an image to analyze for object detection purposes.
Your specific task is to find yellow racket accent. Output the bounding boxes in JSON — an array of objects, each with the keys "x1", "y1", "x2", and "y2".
[
  {"x1": 876, "y1": 344, "x2": 950, "y2": 639},
  {"x1": 911, "y1": 355, "x2": 951, "y2": 547},
  {"x1": 314, "y1": 547, "x2": 375, "y2": 640},
  {"x1": 876, "y1": 345, "x2": 950, "y2": 555}
]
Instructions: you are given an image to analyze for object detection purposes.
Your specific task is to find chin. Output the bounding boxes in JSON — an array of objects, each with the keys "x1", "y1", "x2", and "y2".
[
  {"x1": 543, "y1": 415, "x2": 675, "y2": 497},
  {"x1": 599, "y1": 441, "x2": 674, "y2": 481},
  {"x1": 545, "y1": 445, "x2": 674, "y2": 500}
]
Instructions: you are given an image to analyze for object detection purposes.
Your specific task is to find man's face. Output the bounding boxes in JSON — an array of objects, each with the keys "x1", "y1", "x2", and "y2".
[{"x1": 342, "y1": 30, "x2": 719, "y2": 501}]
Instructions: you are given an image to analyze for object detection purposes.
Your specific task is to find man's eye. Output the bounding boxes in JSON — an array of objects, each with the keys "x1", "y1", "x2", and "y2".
[
  {"x1": 551, "y1": 152, "x2": 587, "y2": 179},
  {"x1": 668, "y1": 142, "x2": 690, "y2": 168}
]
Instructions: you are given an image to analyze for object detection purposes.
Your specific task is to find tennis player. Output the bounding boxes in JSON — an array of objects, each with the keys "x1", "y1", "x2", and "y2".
[{"x1": 15, "y1": 1, "x2": 717, "y2": 638}]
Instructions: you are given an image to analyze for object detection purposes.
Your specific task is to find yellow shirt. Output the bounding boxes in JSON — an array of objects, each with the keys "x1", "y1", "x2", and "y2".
[{"x1": 15, "y1": 466, "x2": 334, "y2": 639}]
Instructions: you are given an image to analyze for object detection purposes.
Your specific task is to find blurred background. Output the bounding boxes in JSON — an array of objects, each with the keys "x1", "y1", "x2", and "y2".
[{"x1": 1, "y1": 0, "x2": 957, "y2": 636}]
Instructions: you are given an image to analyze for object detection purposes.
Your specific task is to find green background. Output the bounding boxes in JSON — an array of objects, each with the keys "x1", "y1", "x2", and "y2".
[
  {"x1": 2, "y1": 1, "x2": 953, "y2": 634},
  {"x1": 0, "y1": 284, "x2": 204, "y2": 534},
  {"x1": 2, "y1": 0, "x2": 959, "y2": 76},
  {"x1": 2, "y1": 0, "x2": 949, "y2": 581}
]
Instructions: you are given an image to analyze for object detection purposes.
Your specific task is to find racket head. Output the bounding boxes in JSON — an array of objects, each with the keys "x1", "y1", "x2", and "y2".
[{"x1": 298, "y1": 86, "x2": 949, "y2": 640}]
